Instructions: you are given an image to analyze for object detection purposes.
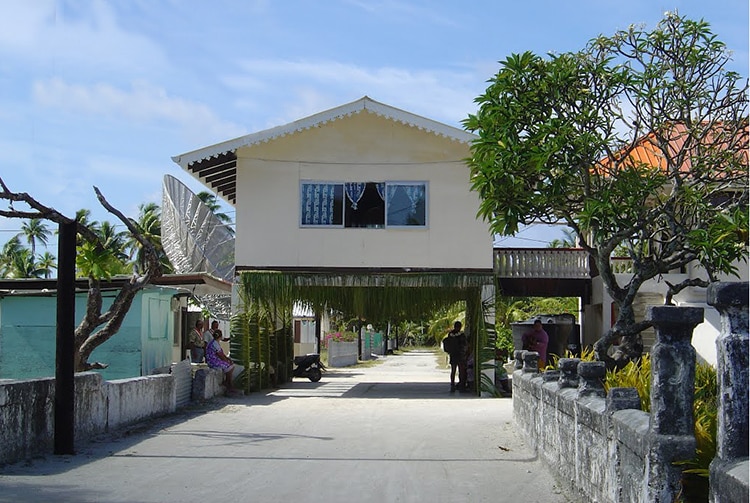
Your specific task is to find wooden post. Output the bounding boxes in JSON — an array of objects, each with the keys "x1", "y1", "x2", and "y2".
[{"x1": 54, "y1": 221, "x2": 76, "y2": 455}]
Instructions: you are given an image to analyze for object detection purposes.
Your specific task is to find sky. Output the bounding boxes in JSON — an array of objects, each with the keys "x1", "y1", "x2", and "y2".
[{"x1": 0, "y1": 0, "x2": 747, "y2": 251}]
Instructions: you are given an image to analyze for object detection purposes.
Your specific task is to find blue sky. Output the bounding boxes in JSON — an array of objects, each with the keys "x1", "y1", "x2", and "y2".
[{"x1": 1, "y1": 0, "x2": 747, "y2": 250}]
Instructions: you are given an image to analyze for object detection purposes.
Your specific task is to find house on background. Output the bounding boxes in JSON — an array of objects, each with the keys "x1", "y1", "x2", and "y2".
[
  {"x1": 0, "y1": 273, "x2": 231, "y2": 381},
  {"x1": 172, "y1": 96, "x2": 498, "y2": 389},
  {"x1": 172, "y1": 96, "x2": 745, "y2": 380}
]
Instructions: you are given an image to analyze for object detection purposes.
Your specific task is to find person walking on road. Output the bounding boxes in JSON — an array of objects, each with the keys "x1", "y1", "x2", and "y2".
[{"x1": 443, "y1": 321, "x2": 468, "y2": 392}]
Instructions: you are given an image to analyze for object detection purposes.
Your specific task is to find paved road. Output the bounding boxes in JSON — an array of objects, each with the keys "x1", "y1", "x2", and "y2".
[{"x1": 0, "y1": 351, "x2": 572, "y2": 503}]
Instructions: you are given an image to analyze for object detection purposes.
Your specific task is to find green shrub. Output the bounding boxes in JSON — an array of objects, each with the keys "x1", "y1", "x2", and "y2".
[{"x1": 602, "y1": 356, "x2": 717, "y2": 501}]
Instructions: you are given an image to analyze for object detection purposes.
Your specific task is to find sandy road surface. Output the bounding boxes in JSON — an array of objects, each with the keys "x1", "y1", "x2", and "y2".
[{"x1": 0, "y1": 351, "x2": 573, "y2": 503}]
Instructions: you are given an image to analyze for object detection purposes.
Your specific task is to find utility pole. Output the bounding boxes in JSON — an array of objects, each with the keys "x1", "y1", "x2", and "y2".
[{"x1": 54, "y1": 221, "x2": 76, "y2": 455}]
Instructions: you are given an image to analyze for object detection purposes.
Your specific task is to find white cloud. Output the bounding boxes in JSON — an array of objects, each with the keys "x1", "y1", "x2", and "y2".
[
  {"x1": 32, "y1": 78, "x2": 246, "y2": 144},
  {"x1": 0, "y1": 0, "x2": 168, "y2": 78},
  {"x1": 226, "y1": 59, "x2": 481, "y2": 128}
]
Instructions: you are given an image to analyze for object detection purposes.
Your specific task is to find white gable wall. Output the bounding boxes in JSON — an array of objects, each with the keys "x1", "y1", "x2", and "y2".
[{"x1": 234, "y1": 111, "x2": 492, "y2": 269}]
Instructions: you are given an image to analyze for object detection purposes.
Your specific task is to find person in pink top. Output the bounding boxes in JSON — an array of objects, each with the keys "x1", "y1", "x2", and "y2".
[
  {"x1": 522, "y1": 319, "x2": 549, "y2": 369},
  {"x1": 205, "y1": 330, "x2": 243, "y2": 395}
]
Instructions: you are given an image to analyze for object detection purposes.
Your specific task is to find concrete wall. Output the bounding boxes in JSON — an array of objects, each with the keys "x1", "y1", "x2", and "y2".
[
  {"x1": 514, "y1": 289, "x2": 749, "y2": 503},
  {"x1": 327, "y1": 341, "x2": 358, "y2": 367},
  {"x1": 1, "y1": 362, "x2": 226, "y2": 467},
  {"x1": 513, "y1": 369, "x2": 648, "y2": 502}
]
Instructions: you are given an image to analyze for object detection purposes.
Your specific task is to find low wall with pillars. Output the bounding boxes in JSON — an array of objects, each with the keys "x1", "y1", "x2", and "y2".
[
  {"x1": 1, "y1": 360, "x2": 228, "y2": 467},
  {"x1": 513, "y1": 282, "x2": 749, "y2": 503}
]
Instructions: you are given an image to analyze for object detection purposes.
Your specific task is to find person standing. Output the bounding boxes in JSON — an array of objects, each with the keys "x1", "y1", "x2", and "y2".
[
  {"x1": 522, "y1": 319, "x2": 549, "y2": 369},
  {"x1": 203, "y1": 320, "x2": 218, "y2": 347},
  {"x1": 444, "y1": 321, "x2": 468, "y2": 392},
  {"x1": 189, "y1": 320, "x2": 206, "y2": 363}
]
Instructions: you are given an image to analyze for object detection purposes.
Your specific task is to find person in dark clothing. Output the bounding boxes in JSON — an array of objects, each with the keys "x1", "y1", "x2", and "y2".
[{"x1": 443, "y1": 321, "x2": 468, "y2": 392}]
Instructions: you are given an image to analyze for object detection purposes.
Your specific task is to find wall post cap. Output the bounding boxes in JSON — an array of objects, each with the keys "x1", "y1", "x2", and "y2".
[
  {"x1": 646, "y1": 305, "x2": 704, "y2": 325},
  {"x1": 707, "y1": 281, "x2": 749, "y2": 308}
]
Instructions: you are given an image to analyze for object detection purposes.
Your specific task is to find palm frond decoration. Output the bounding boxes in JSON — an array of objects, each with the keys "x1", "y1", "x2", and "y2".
[{"x1": 235, "y1": 269, "x2": 495, "y2": 390}]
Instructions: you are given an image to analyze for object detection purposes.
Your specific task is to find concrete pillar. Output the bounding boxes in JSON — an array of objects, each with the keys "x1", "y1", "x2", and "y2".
[
  {"x1": 577, "y1": 361, "x2": 605, "y2": 398},
  {"x1": 558, "y1": 357, "x2": 580, "y2": 388},
  {"x1": 645, "y1": 305, "x2": 703, "y2": 503},
  {"x1": 606, "y1": 387, "x2": 641, "y2": 412},
  {"x1": 707, "y1": 282, "x2": 749, "y2": 461},
  {"x1": 522, "y1": 351, "x2": 539, "y2": 373},
  {"x1": 707, "y1": 282, "x2": 749, "y2": 503}
]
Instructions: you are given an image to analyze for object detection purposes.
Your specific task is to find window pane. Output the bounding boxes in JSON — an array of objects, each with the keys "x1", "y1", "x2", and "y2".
[
  {"x1": 386, "y1": 183, "x2": 427, "y2": 227},
  {"x1": 300, "y1": 183, "x2": 343, "y2": 226},
  {"x1": 344, "y1": 182, "x2": 385, "y2": 228}
]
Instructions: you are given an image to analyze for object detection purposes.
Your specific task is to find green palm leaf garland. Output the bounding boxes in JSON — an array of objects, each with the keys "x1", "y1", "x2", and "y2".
[{"x1": 234, "y1": 269, "x2": 495, "y2": 392}]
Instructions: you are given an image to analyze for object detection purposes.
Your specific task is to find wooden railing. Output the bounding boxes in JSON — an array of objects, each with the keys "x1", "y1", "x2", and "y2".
[{"x1": 494, "y1": 248, "x2": 590, "y2": 279}]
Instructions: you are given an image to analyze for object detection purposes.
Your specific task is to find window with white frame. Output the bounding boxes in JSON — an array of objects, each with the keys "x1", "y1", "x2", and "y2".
[{"x1": 300, "y1": 181, "x2": 427, "y2": 228}]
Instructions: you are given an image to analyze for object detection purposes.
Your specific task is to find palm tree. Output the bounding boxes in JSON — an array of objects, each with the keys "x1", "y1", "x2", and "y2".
[
  {"x1": 197, "y1": 191, "x2": 235, "y2": 235},
  {"x1": 426, "y1": 303, "x2": 465, "y2": 346},
  {"x1": 37, "y1": 251, "x2": 57, "y2": 279},
  {"x1": 6, "y1": 247, "x2": 45, "y2": 278},
  {"x1": 548, "y1": 228, "x2": 577, "y2": 248},
  {"x1": 18, "y1": 218, "x2": 50, "y2": 257},
  {"x1": 0, "y1": 235, "x2": 24, "y2": 277},
  {"x1": 76, "y1": 220, "x2": 131, "y2": 278},
  {"x1": 128, "y1": 202, "x2": 173, "y2": 274}
]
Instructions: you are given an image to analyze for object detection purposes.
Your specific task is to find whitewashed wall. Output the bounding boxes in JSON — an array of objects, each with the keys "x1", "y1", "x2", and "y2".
[{"x1": 234, "y1": 111, "x2": 492, "y2": 270}]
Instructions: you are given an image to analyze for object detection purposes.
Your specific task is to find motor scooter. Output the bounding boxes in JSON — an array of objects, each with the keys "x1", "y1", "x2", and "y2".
[{"x1": 292, "y1": 353, "x2": 325, "y2": 382}]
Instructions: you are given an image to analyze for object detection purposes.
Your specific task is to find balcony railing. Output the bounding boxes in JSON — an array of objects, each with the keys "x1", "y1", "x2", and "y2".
[{"x1": 494, "y1": 248, "x2": 590, "y2": 279}]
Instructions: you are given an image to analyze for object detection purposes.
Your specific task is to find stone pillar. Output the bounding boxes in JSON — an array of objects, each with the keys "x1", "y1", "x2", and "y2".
[
  {"x1": 558, "y1": 357, "x2": 580, "y2": 388},
  {"x1": 577, "y1": 361, "x2": 605, "y2": 398},
  {"x1": 707, "y1": 282, "x2": 749, "y2": 461},
  {"x1": 707, "y1": 282, "x2": 749, "y2": 503},
  {"x1": 606, "y1": 387, "x2": 641, "y2": 412},
  {"x1": 522, "y1": 351, "x2": 539, "y2": 373},
  {"x1": 645, "y1": 305, "x2": 703, "y2": 503}
]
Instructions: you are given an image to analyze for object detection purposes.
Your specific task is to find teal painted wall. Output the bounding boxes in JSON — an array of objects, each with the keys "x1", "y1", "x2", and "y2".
[{"x1": 0, "y1": 287, "x2": 177, "y2": 381}]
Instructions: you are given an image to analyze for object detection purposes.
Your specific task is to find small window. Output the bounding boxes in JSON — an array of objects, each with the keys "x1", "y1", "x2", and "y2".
[
  {"x1": 386, "y1": 182, "x2": 427, "y2": 227},
  {"x1": 300, "y1": 182, "x2": 344, "y2": 226}
]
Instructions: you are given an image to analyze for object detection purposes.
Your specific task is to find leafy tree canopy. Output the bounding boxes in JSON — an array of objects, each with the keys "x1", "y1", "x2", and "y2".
[{"x1": 464, "y1": 12, "x2": 748, "y2": 363}]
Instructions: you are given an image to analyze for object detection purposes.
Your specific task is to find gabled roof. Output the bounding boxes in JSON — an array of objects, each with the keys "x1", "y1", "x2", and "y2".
[{"x1": 171, "y1": 96, "x2": 477, "y2": 205}]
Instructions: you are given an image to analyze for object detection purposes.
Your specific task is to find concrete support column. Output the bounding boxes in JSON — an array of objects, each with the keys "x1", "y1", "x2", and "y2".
[
  {"x1": 645, "y1": 305, "x2": 703, "y2": 503},
  {"x1": 707, "y1": 282, "x2": 749, "y2": 503}
]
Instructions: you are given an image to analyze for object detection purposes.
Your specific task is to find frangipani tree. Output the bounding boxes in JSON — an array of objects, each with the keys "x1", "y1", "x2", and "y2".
[{"x1": 464, "y1": 12, "x2": 748, "y2": 365}]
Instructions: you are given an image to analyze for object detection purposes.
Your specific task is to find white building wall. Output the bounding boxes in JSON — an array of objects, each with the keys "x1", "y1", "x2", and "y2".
[
  {"x1": 586, "y1": 260, "x2": 749, "y2": 365},
  {"x1": 233, "y1": 111, "x2": 492, "y2": 270}
]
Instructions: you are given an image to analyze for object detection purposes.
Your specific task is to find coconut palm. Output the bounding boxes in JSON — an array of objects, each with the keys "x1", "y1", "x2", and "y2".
[
  {"x1": 37, "y1": 251, "x2": 57, "y2": 279},
  {"x1": 0, "y1": 235, "x2": 24, "y2": 277},
  {"x1": 548, "y1": 228, "x2": 577, "y2": 248},
  {"x1": 426, "y1": 303, "x2": 465, "y2": 346},
  {"x1": 197, "y1": 191, "x2": 235, "y2": 235},
  {"x1": 5, "y1": 247, "x2": 45, "y2": 278},
  {"x1": 18, "y1": 218, "x2": 50, "y2": 257},
  {"x1": 76, "y1": 220, "x2": 131, "y2": 278},
  {"x1": 128, "y1": 202, "x2": 173, "y2": 274}
]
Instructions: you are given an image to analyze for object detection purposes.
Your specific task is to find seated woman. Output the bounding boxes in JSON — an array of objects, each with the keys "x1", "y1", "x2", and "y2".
[{"x1": 205, "y1": 330, "x2": 242, "y2": 395}]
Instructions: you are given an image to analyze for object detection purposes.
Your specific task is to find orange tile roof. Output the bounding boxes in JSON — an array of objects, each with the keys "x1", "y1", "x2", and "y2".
[{"x1": 597, "y1": 122, "x2": 748, "y2": 176}]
